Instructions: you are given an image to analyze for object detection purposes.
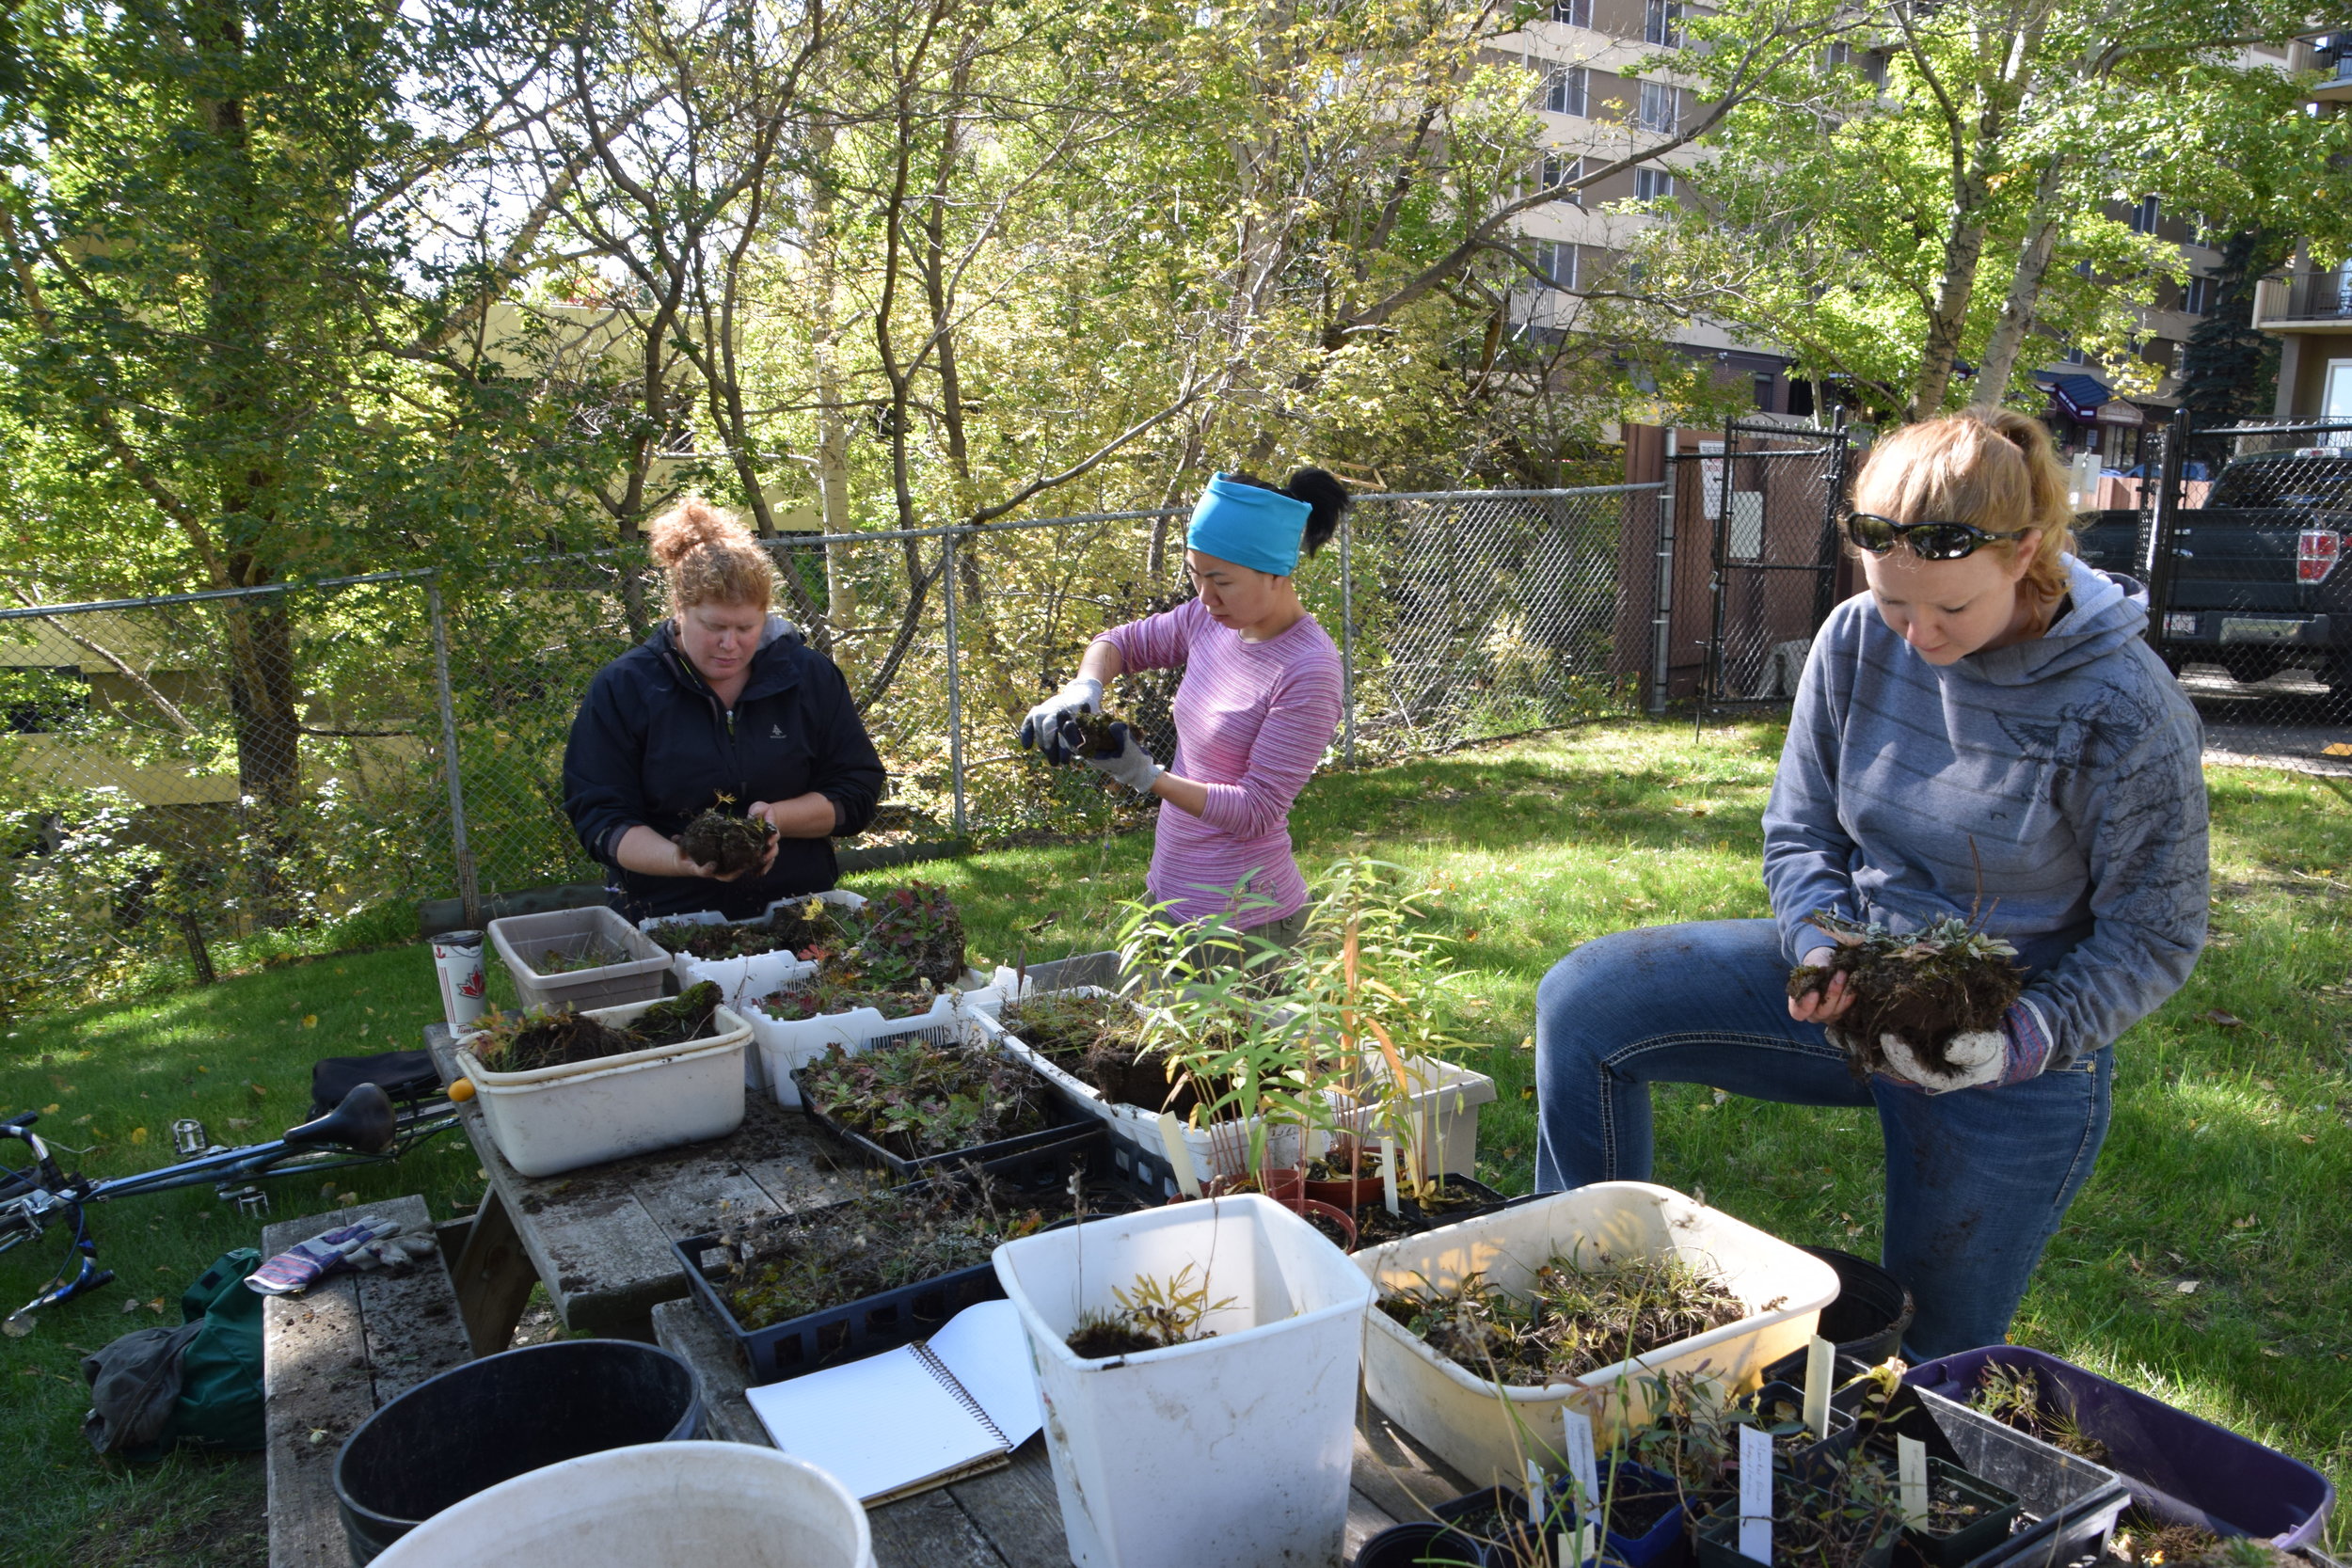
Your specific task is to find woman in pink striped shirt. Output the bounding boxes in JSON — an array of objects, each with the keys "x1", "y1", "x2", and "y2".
[{"x1": 1019, "y1": 469, "x2": 1350, "y2": 946}]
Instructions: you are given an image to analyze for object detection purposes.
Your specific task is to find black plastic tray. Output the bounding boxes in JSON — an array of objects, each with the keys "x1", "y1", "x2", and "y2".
[
  {"x1": 789, "y1": 1055, "x2": 1095, "y2": 1181},
  {"x1": 673, "y1": 1126, "x2": 1155, "y2": 1385}
]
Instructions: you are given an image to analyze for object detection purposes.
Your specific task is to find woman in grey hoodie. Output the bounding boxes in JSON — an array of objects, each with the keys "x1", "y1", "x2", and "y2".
[{"x1": 1532, "y1": 409, "x2": 2207, "y2": 1355}]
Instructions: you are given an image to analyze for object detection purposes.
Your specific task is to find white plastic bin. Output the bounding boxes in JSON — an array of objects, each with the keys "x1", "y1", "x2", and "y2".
[
  {"x1": 453, "y1": 1001, "x2": 751, "y2": 1178},
  {"x1": 1355, "y1": 1181, "x2": 1838, "y2": 1489},
  {"x1": 985, "y1": 988, "x2": 1305, "y2": 1183},
  {"x1": 368, "y1": 1441, "x2": 873, "y2": 1568},
  {"x1": 993, "y1": 1194, "x2": 1374, "y2": 1568},
  {"x1": 748, "y1": 967, "x2": 1023, "y2": 1107},
  {"x1": 1327, "y1": 1054, "x2": 1498, "y2": 1178},
  {"x1": 639, "y1": 889, "x2": 866, "y2": 1005},
  {"x1": 488, "y1": 906, "x2": 672, "y2": 1012}
]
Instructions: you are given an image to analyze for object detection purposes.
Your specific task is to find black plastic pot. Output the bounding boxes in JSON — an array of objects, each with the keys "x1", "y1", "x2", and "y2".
[
  {"x1": 1895, "y1": 1454, "x2": 2024, "y2": 1567},
  {"x1": 333, "y1": 1339, "x2": 700, "y2": 1565},
  {"x1": 1799, "y1": 1245, "x2": 1915, "y2": 1365},
  {"x1": 1743, "y1": 1380, "x2": 1860, "y2": 1484},
  {"x1": 1692, "y1": 1487, "x2": 1899, "y2": 1568},
  {"x1": 1355, "y1": 1519, "x2": 1491, "y2": 1568}
]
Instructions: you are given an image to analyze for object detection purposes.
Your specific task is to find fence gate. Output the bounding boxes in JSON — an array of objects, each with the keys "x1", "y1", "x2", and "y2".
[
  {"x1": 1698, "y1": 418, "x2": 1853, "y2": 705},
  {"x1": 2137, "y1": 410, "x2": 2352, "y2": 726}
]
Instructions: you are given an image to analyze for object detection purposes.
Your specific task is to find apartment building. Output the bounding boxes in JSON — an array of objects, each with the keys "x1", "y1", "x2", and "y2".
[
  {"x1": 2250, "y1": 31, "x2": 2352, "y2": 420},
  {"x1": 1502, "y1": 5, "x2": 2235, "y2": 441}
]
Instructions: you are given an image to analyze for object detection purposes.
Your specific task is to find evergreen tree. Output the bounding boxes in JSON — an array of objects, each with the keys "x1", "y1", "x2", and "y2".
[{"x1": 2178, "y1": 229, "x2": 2289, "y2": 426}]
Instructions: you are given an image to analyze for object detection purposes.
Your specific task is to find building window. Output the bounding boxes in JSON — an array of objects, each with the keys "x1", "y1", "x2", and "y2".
[
  {"x1": 1633, "y1": 166, "x2": 1675, "y2": 200},
  {"x1": 1544, "y1": 66, "x2": 1588, "y2": 117},
  {"x1": 2060, "y1": 343, "x2": 2096, "y2": 367},
  {"x1": 2184, "y1": 273, "x2": 2217, "y2": 316},
  {"x1": 1644, "y1": 0, "x2": 1682, "y2": 47},
  {"x1": 1822, "y1": 40, "x2": 1887, "y2": 86},
  {"x1": 2129, "y1": 195, "x2": 2162, "y2": 234},
  {"x1": 1637, "y1": 80, "x2": 1680, "y2": 133},
  {"x1": 1533, "y1": 240, "x2": 1580, "y2": 292},
  {"x1": 1550, "y1": 0, "x2": 1592, "y2": 24},
  {"x1": 2141, "y1": 338, "x2": 2177, "y2": 371},
  {"x1": 1753, "y1": 372, "x2": 1777, "y2": 411},
  {"x1": 1542, "y1": 154, "x2": 1585, "y2": 203}
]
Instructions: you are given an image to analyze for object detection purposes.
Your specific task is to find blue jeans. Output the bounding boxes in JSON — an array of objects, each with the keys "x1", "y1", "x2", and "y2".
[{"x1": 1533, "y1": 920, "x2": 2111, "y2": 1357}]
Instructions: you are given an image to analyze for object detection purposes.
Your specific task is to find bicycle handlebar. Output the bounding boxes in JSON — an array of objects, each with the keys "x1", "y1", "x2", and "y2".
[{"x1": 1, "y1": 1110, "x2": 38, "y2": 1132}]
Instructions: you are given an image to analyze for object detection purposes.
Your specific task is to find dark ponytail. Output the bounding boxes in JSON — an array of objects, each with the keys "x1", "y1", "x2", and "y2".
[{"x1": 1225, "y1": 466, "x2": 1354, "y2": 560}]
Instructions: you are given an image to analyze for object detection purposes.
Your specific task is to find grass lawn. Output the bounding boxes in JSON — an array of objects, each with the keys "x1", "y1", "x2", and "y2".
[{"x1": 5, "y1": 718, "x2": 2349, "y2": 1562}]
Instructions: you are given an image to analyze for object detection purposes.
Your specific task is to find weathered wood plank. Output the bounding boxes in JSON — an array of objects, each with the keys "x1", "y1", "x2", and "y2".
[
  {"x1": 867, "y1": 1488, "x2": 1010, "y2": 1568},
  {"x1": 448, "y1": 1187, "x2": 533, "y2": 1355},
  {"x1": 943, "y1": 1443, "x2": 1064, "y2": 1568},
  {"x1": 261, "y1": 1196, "x2": 451, "y2": 1568},
  {"x1": 1350, "y1": 1406, "x2": 1478, "y2": 1528},
  {"x1": 650, "y1": 1297, "x2": 771, "y2": 1446}
]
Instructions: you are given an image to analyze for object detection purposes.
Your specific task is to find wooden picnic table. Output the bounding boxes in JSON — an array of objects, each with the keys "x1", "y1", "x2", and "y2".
[{"x1": 421, "y1": 950, "x2": 1480, "y2": 1566}]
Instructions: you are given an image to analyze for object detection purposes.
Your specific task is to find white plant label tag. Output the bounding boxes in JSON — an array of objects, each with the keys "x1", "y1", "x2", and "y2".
[
  {"x1": 1156, "y1": 1113, "x2": 1202, "y2": 1198},
  {"x1": 1528, "y1": 1460, "x2": 1547, "y2": 1526},
  {"x1": 1738, "y1": 1424, "x2": 1772, "y2": 1565},
  {"x1": 1804, "y1": 1334, "x2": 1835, "y2": 1437},
  {"x1": 1562, "y1": 1407, "x2": 1599, "y2": 1512},
  {"x1": 1380, "y1": 1134, "x2": 1401, "y2": 1214},
  {"x1": 1899, "y1": 1435, "x2": 1930, "y2": 1526}
]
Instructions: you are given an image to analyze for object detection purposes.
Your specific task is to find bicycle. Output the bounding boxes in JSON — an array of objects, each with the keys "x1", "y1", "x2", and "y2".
[{"x1": 0, "y1": 1074, "x2": 461, "y2": 1332}]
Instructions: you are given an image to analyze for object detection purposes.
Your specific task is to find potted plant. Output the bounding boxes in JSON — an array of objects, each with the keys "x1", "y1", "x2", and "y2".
[
  {"x1": 992, "y1": 1194, "x2": 1376, "y2": 1567},
  {"x1": 790, "y1": 1027, "x2": 1089, "y2": 1180}
]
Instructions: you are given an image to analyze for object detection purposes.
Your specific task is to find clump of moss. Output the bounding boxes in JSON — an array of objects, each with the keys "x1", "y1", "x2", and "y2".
[
  {"x1": 677, "y1": 809, "x2": 776, "y2": 877},
  {"x1": 1788, "y1": 911, "x2": 2024, "y2": 1080}
]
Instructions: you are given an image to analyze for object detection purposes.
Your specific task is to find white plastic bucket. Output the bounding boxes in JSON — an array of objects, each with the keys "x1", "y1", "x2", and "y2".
[
  {"x1": 992, "y1": 1193, "x2": 1374, "y2": 1568},
  {"x1": 432, "y1": 931, "x2": 486, "y2": 1031},
  {"x1": 1354, "y1": 1181, "x2": 1838, "y2": 1490},
  {"x1": 367, "y1": 1441, "x2": 873, "y2": 1568}
]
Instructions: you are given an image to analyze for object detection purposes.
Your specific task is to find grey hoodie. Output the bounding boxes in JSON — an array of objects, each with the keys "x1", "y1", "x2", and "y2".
[{"x1": 1762, "y1": 556, "x2": 2209, "y2": 1069}]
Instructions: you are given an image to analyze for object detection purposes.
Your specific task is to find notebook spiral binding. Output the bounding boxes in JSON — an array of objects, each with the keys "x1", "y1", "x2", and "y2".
[{"x1": 912, "y1": 1340, "x2": 1013, "y2": 1451}]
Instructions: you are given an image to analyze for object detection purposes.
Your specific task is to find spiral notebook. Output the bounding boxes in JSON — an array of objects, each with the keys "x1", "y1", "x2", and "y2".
[{"x1": 742, "y1": 1298, "x2": 1045, "y2": 1504}]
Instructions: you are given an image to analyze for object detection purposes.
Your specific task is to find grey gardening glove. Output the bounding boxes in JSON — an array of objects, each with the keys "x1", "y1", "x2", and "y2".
[
  {"x1": 1872, "y1": 1002, "x2": 2054, "y2": 1095},
  {"x1": 1080, "y1": 721, "x2": 1164, "y2": 793},
  {"x1": 1018, "y1": 675, "x2": 1104, "y2": 765}
]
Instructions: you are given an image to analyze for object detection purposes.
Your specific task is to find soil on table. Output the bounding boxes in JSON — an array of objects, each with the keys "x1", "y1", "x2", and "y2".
[
  {"x1": 676, "y1": 809, "x2": 776, "y2": 877},
  {"x1": 798, "y1": 1037, "x2": 1060, "y2": 1160},
  {"x1": 1786, "y1": 914, "x2": 2024, "y2": 1081},
  {"x1": 470, "y1": 982, "x2": 723, "y2": 1070},
  {"x1": 717, "y1": 1168, "x2": 1142, "y2": 1332},
  {"x1": 1379, "y1": 1248, "x2": 1750, "y2": 1386},
  {"x1": 996, "y1": 990, "x2": 1203, "y2": 1120}
]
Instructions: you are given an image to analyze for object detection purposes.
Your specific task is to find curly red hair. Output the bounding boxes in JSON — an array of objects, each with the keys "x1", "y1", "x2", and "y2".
[{"x1": 647, "y1": 498, "x2": 771, "y2": 612}]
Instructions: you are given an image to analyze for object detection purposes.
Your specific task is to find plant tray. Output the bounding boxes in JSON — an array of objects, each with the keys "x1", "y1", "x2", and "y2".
[
  {"x1": 1906, "y1": 1346, "x2": 2335, "y2": 1550},
  {"x1": 638, "y1": 889, "x2": 867, "y2": 1004},
  {"x1": 1326, "y1": 1053, "x2": 1499, "y2": 1180},
  {"x1": 488, "y1": 905, "x2": 673, "y2": 1012},
  {"x1": 746, "y1": 969, "x2": 1023, "y2": 1108},
  {"x1": 1863, "y1": 1380, "x2": 2128, "y2": 1568},
  {"x1": 673, "y1": 1127, "x2": 1156, "y2": 1386},
  {"x1": 788, "y1": 1026, "x2": 1100, "y2": 1181},
  {"x1": 1892, "y1": 1453, "x2": 2023, "y2": 1568}
]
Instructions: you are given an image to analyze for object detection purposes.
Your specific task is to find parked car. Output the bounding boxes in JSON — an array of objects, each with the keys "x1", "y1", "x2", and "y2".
[{"x1": 2071, "y1": 448, "x2": 2352, "y2": 706}]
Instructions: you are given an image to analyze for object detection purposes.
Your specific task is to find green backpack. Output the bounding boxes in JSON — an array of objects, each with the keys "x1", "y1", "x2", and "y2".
[{"x1": 153, "y1": 1247, "x2": 265, "y2": 1453}]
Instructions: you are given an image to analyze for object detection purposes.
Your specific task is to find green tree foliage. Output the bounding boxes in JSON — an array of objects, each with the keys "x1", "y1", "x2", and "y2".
[{"x1": 2177, "y1": 228, "x2": 2291, "y2": 426}]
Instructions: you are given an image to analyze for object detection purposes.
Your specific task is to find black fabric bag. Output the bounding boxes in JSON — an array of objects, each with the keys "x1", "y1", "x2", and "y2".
[{"x1": 309, "y1": 1052, "x2": 438, "y2": 1119}]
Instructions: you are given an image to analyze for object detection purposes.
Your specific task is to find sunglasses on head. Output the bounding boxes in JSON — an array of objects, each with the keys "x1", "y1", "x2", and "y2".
[{"x1": 1842, "y1": 512, "x2": 2030, "y2": 561}]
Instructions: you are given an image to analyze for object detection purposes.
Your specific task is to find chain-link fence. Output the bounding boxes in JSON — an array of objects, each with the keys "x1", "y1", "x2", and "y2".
[
  {"x1": 2087, "y1": 413, "x2": 2352, "y2": 727},
  {"x1": 0, "y1": 484, "x2": 1659, "y2": 1012}
]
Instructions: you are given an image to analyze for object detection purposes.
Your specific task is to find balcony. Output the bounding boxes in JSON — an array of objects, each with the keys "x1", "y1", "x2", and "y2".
[
  {"x1": 2314, "y1": 52, "x2": 2352, "y2": 102},
  {"x1": 2256, "y1": 268, "x2": 2352, "y2": 328}
]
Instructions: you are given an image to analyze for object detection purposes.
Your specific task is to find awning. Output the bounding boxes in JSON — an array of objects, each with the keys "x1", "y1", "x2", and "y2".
[
  {"x1": 2095, "y1": 400, "x2": 2145, "y2": 427},
  {"x1": 2034, "y1": 372, "x2": 2114, "y2": 422}
]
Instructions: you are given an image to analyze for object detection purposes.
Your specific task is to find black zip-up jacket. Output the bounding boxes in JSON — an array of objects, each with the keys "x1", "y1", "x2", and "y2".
[{"x1": 563, "y1": 616, "x2": 886, "y2": 921}]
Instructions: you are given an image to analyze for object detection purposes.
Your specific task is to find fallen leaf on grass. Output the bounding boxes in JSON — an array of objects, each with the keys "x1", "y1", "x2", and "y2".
[
  {"x1": 301, "y1": 1015, "x2": 318, "y2": 1029},
  {"x1": 2300, "y1": 1133, "x2": 2317, "y2": 1144},
  {"x1": 2200, "y1": 1009, "x2": 2244, "y2": 1029},
  {"x1": 147, "y1": 1298, "x2": 165, "y2": 1313},
  {"x1": 130, "y1": 1127, "x2": 146, "y2": 1145},
  {"x1": 40, "y1": 1103, "x2": 57, "y2": 1115},
  {"x1": 2175, "y1": 1280, "x2": 2201, "y2": 1294},
  {"x1": 225, "y1": 1117, "x2": 253, "y2": 1131},
  {"x1": 119, "y1": 1299, "x2": 139, "y2": 1315},
  {"x1": 2233, "y1": 1215, "x2": 2256, "y2": 1229}
]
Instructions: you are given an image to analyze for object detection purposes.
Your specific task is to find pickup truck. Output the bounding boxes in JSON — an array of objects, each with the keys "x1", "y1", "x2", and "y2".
[{"x1": 2071, "y1": 447, "x2": 2352, "y2": 704}]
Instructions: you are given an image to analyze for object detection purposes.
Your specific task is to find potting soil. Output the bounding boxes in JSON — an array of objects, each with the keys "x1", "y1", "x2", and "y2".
[
  {"x1": 1785, "y1": 913, "x2": 2023, "y2": 1080},
  {"x1": 676, "y1": 809, "x2": 776, "y2": 877},
  {"x1": 470, "y1": 982, "x2": 724, "y2": 1072},
  {"x1": 1062, "y1": 708, "x2": 1128, "y2": 759},
  {"x1": 1379, "y1": 1249, "x2": 1746, "y2": 1386},
  {"x1": 996, "y1": 991, "x2": 1203, "y2": 1118}
]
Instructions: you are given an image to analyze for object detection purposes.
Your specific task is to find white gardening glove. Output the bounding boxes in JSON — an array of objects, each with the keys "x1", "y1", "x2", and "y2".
[
  {"x1": 1876, "y1": 1002, "x2": 2054, "y2": 1095},
  {"x1": 1080, "y1": 721, "x2": 1164, "y2": 793},
  {"x1": 1018, "y1": 675, "x2": 1104, "y2": 765}
]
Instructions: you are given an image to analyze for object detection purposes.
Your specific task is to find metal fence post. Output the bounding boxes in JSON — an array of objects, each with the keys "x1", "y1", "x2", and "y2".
[
  {"x1": 1649, "y1": 429, "x2": 1677, "y2": 714},
  {"x1": 942, "y1": 530, "x2": 968, "y2": 837},
  {"x1": 426, "y1": 578, "x2": 482, "y2": 930},
  {"x1": 1339, "y1": 509, "x2": 1357, "y2": 767},
  {"x1": 2143, "y1": 407, "x2": 2189, "y2": 653}
]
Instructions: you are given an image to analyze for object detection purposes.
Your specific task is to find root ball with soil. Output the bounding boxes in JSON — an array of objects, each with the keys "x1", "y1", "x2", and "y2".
[
  {"x1": 677, "y1": 808, "x2": 776, "y2": 877},
  {"x1": 1788, "y1": 911, "x2": 2023, "y2": 1080}
]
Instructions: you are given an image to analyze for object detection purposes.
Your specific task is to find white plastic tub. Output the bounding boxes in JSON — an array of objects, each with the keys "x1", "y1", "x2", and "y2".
[
  {"x1": 639, "y1": 889, "x2": 866, "y2": 1004},
  {"x1": 1327, "y1": 1054, "x2": 1498, "y2": 1178},
  {"x1": 453, "y1": 1001, "x2": 751, "y2": 1178},
  {"x1": 488, "y1": 906, "x2": 673, "y2": 1012},
  {"x1": 368, "y1": 1441, "x2": 872, "y2": 1568},
  {"x1": 1355, "y1": 1181, "x2": 1838, "y2": 1490},
  {"x1": 746, "y1": 965, "x2": 1024, "y2": 1107},
  {"x1": 993, "y1": 1194, "x2": 1375, "y2": 1568},
  {"x1": 985, "y1": 987, "x2": 1306, "y2": 1184}
]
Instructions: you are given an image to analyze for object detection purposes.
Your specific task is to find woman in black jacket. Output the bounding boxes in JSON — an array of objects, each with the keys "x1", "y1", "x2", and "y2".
[{"x1": 563, "y1": 500, "x2": 886, "y2": 921}]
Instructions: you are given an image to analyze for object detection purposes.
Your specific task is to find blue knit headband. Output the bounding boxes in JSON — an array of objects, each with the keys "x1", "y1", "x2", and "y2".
[{"x1": 1185, "y1": 474, "x2": 1311, "y2": 577}]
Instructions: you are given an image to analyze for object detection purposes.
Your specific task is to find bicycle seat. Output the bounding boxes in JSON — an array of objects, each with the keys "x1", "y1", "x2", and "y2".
[{"x1": 281, "y1": 1083, "x2": 397, "y2": 1155}]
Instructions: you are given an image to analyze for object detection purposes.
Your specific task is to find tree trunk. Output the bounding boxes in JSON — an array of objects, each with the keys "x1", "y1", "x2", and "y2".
[
  {"x1": 807, "y1": 121, "x2": 860, "y2": 660},
  {"x1": 1970, "y1": 153, "x2": 2071, "y2": 408}
]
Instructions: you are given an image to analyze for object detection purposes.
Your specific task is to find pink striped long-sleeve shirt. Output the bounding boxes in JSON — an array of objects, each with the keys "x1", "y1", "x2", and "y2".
[{"x1": 1100, "y1": 599, "x2": 1343, "y2": 927}]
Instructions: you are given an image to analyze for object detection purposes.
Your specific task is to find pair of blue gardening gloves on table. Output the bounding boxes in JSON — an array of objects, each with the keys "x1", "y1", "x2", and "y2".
[{"x1": 1017, "y1": 676, "x2": 1163, "y2": 793}]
